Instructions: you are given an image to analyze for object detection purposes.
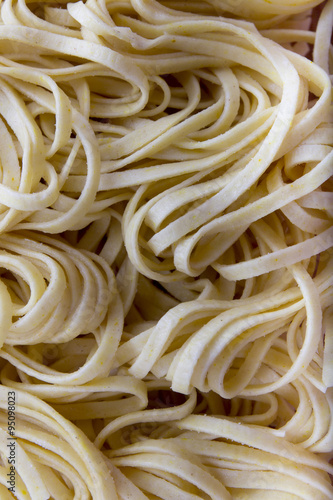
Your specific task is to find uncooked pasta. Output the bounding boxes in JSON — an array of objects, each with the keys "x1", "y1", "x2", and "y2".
[{"x1": 0, "y1": 0, "x2": 332, "y2": 498}]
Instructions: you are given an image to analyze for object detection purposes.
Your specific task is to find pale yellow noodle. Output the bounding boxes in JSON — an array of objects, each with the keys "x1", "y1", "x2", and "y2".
[{"x1": 0, "y1": 0, "x2": 332, "y2": 499}]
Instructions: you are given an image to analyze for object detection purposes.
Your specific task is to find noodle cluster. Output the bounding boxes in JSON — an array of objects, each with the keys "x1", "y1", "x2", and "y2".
[{"x1": 0, "y1": 0, "x2": 332, "y2": 498}]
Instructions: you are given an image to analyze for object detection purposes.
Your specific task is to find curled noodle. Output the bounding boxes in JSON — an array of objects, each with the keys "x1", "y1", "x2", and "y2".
[{"x1": 0, "y1": 0, "x2": 332, "y2": 498}]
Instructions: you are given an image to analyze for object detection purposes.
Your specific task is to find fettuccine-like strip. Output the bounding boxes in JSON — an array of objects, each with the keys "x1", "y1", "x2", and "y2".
[{"x1": 0, "y1": 0, "x2": 332, "y2": 499}]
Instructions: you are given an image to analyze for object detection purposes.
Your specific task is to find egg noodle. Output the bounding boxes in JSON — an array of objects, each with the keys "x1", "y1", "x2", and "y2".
[{"x1": 0, "y1": 0, "x2": 332, "y2": 498}]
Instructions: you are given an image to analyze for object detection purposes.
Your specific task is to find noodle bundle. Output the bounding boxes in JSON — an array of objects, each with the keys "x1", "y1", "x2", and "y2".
[{"x1": 0, "y1": 0, "x2": 332, "y2": 498}]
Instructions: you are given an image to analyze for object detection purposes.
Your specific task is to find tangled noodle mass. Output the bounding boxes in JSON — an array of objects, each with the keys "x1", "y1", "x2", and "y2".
[{"x1": 0, "y1": 0, "x2": 332, "y2": 498}]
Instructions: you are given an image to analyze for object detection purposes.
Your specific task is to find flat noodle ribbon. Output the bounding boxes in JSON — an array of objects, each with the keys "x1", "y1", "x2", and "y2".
[{"x1": 0, "y1": 1, "x2": 332, "y2": 499}]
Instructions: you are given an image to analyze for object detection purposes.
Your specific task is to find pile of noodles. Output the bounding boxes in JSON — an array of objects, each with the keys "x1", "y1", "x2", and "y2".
[{"x1": 0, "y1": 0, "x2": 332, "y2": 498}]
